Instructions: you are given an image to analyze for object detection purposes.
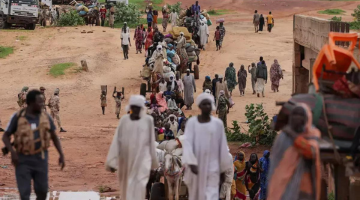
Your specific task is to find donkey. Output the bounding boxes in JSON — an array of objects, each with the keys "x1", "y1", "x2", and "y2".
[{"x1": 164, "y1": 152, "x2": 183, "y2": 200}]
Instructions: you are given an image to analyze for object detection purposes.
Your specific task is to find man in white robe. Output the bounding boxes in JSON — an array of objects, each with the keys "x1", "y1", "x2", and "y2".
[
  {"x1": 182, "y1": 69, "x2": 196, "y2": 110},
  {"x1": 169, "y1": 10, "x2": 178, "y2": 28},
  {"x1": 182, "y1": 93, "x2": 232, "y2": 200},
  {"x1": 198, "y1": 22, "x2": 209, "y2": 50},
  {"x1": 151, "y1": 44, "x2": 164, "y2": 77},
  {"x1": 220, "y1": 152, "x2": 234, "y2": 200},
  {"x1": 105, "y1": 95, "x2": 159, "y2": 200}
]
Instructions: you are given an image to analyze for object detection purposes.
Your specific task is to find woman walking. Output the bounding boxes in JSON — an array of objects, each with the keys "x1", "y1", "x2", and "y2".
[
  {"x1": 259, "y1": 14, "x2": 265, "y2": 31},
  {"x1": 234, "y1": 151, "x2": 247, "y2": 200},
  {"x1": 259, "y1": 150, "x2": 270, "y2": 200},
  {"x1": 245, "y1": 153, "x2": 261, "y2": 200},
  {"x1": 270, "y1": 59, "x2": 283, "y2": 92},
  {"x1": 134, "y1": 25, "x2": 143, "y2": 54},
  {"x1": 145, "y1": 27, "x2": 153, "y2": 57},
  {"x1": 100, "y1": 90, "x2": 107, "y2": 115},
  {"x1": 224, "y1": 62, "x2": 237, "y2": 95},
  {"x1": 255, "y1": 60, "x2": 267, "y2": 97},
  {"x1": 237, "y1": 65, "x2": 247, "y2": 96},
  {"x1": 162, "y1": 6, "x2": 169, "y2": 32}
]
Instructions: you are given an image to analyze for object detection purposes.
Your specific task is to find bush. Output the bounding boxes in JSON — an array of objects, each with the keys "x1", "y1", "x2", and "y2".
[
  {"x1": 167, "y1": 2, "x2": 182, "y2": 14},
  {"x1": 112, "y1": 2, "x2": 142, "y2": 25},
  {"x1": 0, "y1": 46, "x2": 14, "y2": 58},
  {"x1": 352, "y1": 5, "x2": 360, "y2": 22},
  {"x1": 58, "y1": 10, "x2": 85, "y2": 27},
  {"x1": 350, "y1": 21, "x2": 360, "y2": 30},
  {"x1": 318, "y1": 9, "x2": 345, "y2": 15},
  {"x1": 245, "y1": 104, "x2": 277, "y2": 145},
  {"x1": 330, "y1": 16, "x2": 342, "y2": 22},
  {"x1": 226, "y1": 120, "x2": 251, "y2": 142}
]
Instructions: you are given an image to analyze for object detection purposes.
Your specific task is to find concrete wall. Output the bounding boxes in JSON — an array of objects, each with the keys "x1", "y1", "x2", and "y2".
[{"x1": 293, "y1": 15, "x2": 330, "y2": 53}]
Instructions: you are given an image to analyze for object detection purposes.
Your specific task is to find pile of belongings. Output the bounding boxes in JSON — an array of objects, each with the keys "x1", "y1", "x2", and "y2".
[
  {"x1": 178, "y1": 9, "x2": 212, "y2": 27},
  {"x1": 73, "y1": 2, "x2": 98, "y2": 16}
]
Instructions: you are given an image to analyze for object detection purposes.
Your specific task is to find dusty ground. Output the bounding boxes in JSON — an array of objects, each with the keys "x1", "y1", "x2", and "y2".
[{"x1": 1, "y1": 0, "x2": 360, "y2": 195}]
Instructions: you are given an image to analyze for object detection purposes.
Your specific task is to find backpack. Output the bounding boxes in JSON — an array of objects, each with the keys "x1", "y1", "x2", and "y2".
[{"x1": 14, "y1": 109, "x2": 51, "y2": 156}]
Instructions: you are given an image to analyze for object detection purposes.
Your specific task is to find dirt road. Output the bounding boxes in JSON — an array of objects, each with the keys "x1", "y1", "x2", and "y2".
[{"x1": 0, "y1": 0, "x2": 359, "y2": 193}]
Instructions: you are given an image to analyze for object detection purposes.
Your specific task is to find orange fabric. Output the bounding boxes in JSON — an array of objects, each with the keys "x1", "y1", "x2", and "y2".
[{"x1": 268, "y1": 103, "x2": 321, "y2": 200}]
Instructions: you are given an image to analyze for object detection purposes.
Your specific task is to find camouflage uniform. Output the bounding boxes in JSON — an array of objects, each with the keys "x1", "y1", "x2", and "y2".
[
  {"x1": 17, "y1": 87, "x2": 28, "y2": 109},
  {"x1": 48, "y1": 94, "x2": 61, "y2": 129},
  {"x1": 218, "y1": 95, "x2": 229, "y2": 127}
]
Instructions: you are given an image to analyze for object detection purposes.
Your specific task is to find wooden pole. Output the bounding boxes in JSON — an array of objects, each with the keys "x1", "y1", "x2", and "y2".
[{"x1": 335, "y1": 164, "x2": 350, "y2": 200}]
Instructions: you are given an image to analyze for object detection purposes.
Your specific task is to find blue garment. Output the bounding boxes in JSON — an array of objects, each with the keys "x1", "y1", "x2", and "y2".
[
  {"x1": 178, "y1": 117, "x2": 185, "y2": 131},
  {"x1": 192, "y1": 4, "x2": 200, "y2": 14},
  {"x1": 259, "y1": 150, "x2": 270, "y2": 200},
  {"x1": 164, "y1": 129, "x2": 174, "y2": 140},
  {"x1": 147, "y1": 12, "x2": 153, "y2": 22}
]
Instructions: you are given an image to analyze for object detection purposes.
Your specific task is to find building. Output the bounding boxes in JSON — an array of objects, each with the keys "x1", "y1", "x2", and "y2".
[{"x1": 292, "y1": 15, "x2": 349, "y2": 94}]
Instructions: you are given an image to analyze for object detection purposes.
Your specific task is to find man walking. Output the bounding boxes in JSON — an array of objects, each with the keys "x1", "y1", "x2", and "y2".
[
  {"x1": 212, "y1": 74, "x2": 219, "y2": 100},
  {"x1": 267, "y1": 11, "x2": 274, "y2": 32},
  {"x1": 216, "y1": 90, "x2": 230, "y2": 128},
  {"x1": 105, "y1": 95, "x2": 159, "y2": 200},
  {"x1": 248, "y1": 63, "x2": 257, "y2": 94},
  {"x1": 169, "y1": 9, "x2": 178, "y2": 28},
  {"x1": 253, "y1": 10, "x2": 260, "y2": 33},
  {"x1": 109, "y1": 4, "x2": 115, "y2": 29},
  {"x1": 2, "y1": 90, "x2": 65, "y2": 200},
  {"x1": 256, "y1": 60, "x2": 268, "y2": 97},
  {"x1": 48, "y1": 88, "x2": 66, "y2": 132},
  {"x1": 182, "y1": 93, "x2": 232, "y2": 200},
  {"x1": 121, "y1": 23, "x2": 131, "y2": 60},
  {"x1": 183, "y1": 69, "x2": 196, "y2": 110},
  {"x1": 100, "y1": 5, "x2": 106, "y2": 26}
]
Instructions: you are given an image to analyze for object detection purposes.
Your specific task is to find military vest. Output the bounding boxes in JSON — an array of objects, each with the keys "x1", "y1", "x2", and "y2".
[{"x1": 14, "y1": 109, "x2": 51, "y2": 155}]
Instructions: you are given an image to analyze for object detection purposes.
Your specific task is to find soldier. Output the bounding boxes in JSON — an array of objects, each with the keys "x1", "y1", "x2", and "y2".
[
  {"x1": 113, "y1": 91, "x2": 124, "y2": 119},
  {"x1": 2, "y1": 90, "x2": 65, "y2": 200},
  {"x1": 17, "y1": 86, "x2": 29, "y2": 109},
  {"x1": 100, "y1": 90, "x2": 107, "y2": 115},
  {"x1": 48, "y1": 88, "x2": 66, "y2": 132},
  {"x1": 40, "y1": 86, "x2": 46, "y2": 112},
  {"x1": 216, "y1": 90, "x2": 230, "y2": 128}
]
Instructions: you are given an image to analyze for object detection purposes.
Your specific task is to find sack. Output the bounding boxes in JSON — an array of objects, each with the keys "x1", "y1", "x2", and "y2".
[
  {"x1": 188, "y1": 55, "x2": 198, "y2": 62},
  {"x1": 274, "y1": 93, "x2": 360, "y2": 141},
  {"x1": 164, "y1": 38, "x2": 173, "y2": 44},
  {"x1": 141, "y1": 66, "x2": 151, "y2": 78},
  {"x1": 171, "y1": 27, "x2": 192, "y2": 40},
  {"x1": 207, "y1": 19, "x2": 212, "y2": 26},
  {"x1": 187, "y1": 51, "x2": 196, "y2": 57},
  {"x1": 186, "y1": 46, "x2": 195, "y2": 52}
]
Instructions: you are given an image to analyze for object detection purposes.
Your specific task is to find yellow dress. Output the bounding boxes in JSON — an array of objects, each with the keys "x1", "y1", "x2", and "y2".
[{"x1": 234, "y1": 152, "x2": 247, "y2": 200}]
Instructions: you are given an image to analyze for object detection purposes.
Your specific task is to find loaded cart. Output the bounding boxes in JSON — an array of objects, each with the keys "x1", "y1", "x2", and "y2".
[{"x1": 273, "y1": 32, "x2": 360, "y2": 200}]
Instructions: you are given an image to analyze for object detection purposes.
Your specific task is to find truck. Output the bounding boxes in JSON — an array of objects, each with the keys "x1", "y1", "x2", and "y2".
[{"x1": 0, "y1": 0, "x2": 39, "y2": 29}]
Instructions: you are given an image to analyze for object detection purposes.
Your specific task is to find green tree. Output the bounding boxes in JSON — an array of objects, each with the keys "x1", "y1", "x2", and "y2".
[
  {"x1": 352, "y1": 5, "x2": 360, "y2": 22},
  {"x1": 112, "y1": 2, "x2": 142, "y2": 25},
  {"x1": 167, "y1": 2, "x2": 183, "y2": 14},
  {"x1": 58, "y1": 10, "x2": 85, "y2": 27}
]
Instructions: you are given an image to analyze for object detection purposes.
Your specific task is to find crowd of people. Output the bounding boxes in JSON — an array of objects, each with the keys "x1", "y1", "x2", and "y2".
[{"x1": 253, "y1": 10, "x2": 275, "y2": 33}]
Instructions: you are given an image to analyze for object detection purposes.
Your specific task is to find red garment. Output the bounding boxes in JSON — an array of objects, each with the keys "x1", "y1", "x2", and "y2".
[
  {"x1": 100, "y1": 8, "x2": 107, "y2": 18},
  {"x1": 145, "y1": 30, "x2": 154, "y2": 50},
  {"x1": 215, "y1": 30, "x2": 221, "y2": 40}
]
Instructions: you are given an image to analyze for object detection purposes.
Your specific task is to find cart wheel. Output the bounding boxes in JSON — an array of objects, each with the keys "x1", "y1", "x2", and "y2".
[
  {"x1": 140, "y1": 83, "x2": 147, "y2": 97},
  {"x1": 150, "y1": 182, "x2": 166, "y2": 200},
  {"x1": 194, "y1": 65, "x2": 199, "y2": 80}
]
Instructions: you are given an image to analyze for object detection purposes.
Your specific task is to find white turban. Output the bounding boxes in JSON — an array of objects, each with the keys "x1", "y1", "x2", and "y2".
[
  {"x1": 180, "y1": 32, "x2": 184, "y2": 36},
  {"x1": 126, "y1": 95, "x2": 146, "y2": 113},
  {"x1": 157, "y1": 44, "x2": 162, "y2": 51},
  {"x1": 196, "y1": 93, "x2": 216, "y2": 111},
  {"x1": 204, "y1": 89, "x2": 211, "y2": 94}
]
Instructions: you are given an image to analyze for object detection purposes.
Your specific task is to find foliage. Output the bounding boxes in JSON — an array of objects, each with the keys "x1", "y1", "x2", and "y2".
[
  {"x1": 58, "y1": 10, "x2": 85, "y2": 27},
  {"x1": 0, "y1": 46, "x2": 14, "y2": 58},
  {"x1": 328, "y1": 192, "x2": 335, "y2": 200},
  {"x1": 330, "y1": 16, "x2": 342, "y2": 22},
  {"x1": 50, "y1": 63, "x2": 76, "y2": 77},
  {"x1": 318, "y1": 9, "x2": 345, "y2": 15},
  {"x1": 208, "y1": 9, "x2": 230, "y2": 16},
  {"x1": 167, "y1": 2, "x2": 183, "y2": 14},
  {"x1": 245, "y1": 104, "x2": 277, "y2": 145},
  {"x1": 112, "y1": 2, "x2": 142, "y2": 25},
  {"x1": 350, "y1": 21, "x2": 360, "y2": 29},
  {"x1": 352, "y1": 5, "x2": 360, "y2": 21},
  {"x1": 226, "y1": 120, "x2": 251, "y2": 142}
]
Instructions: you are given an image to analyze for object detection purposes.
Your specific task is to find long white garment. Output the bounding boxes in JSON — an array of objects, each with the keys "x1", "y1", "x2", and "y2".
[
  {"x1": 198, "y1": 23, "x2": 209, "y2": 46},
  {"x1": 182, "y1": 116, "x2": 232, "y2": 200},
  {"x1": 105, "y1": 114, "x2": 159, "y2": 200},
  {"x1": 170, "y1": 12, "x2": 178, "y2": 27},
  {"x1": 182, "y1": 74, "x2": 196, "y2": 106},
  {"x1": 151, "y1": 48, "x2": 164, "y2": 76},
  {"x1": 219, "y1": 162, "x2": 234, "y2": 200}
]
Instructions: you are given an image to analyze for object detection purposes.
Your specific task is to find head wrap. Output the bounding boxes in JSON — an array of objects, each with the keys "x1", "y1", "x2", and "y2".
[
  {"x1": 251, "y1": 62, "x2": 256, "y2": 67},
  {"x1": 205, "y1": 76, "x2": 210, "y2": 80},
  {"x1": 157, "y1": 44, "x2": 162, "y2": 51},
  {"x1": 168, "y1": 43, "x2": 173, "y2": 48},
  {"x1": 54, "y1": 88, "x2": 60, "y2": 94},
  {"x1": 196, "y1": 93, "x2": 216, "y2": 111},
  {"x1": 204, "y1": 89, "x2": 211, "y2": 94},
  {"x1": 180, "y1": 32, "x2": 184, "y2": 36},
  {"x1": 274, "y1": 59, "x2": 279, "y2": 65},
  {"x1": 126, "y1": 95, "x2": 146, "y2": 114},
  {"x1": 186, "y1": 69, "x2": 190, "y2": 72},
  {"x1": 200, "y1": 14, "x2": 204, "y2": 19}
]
